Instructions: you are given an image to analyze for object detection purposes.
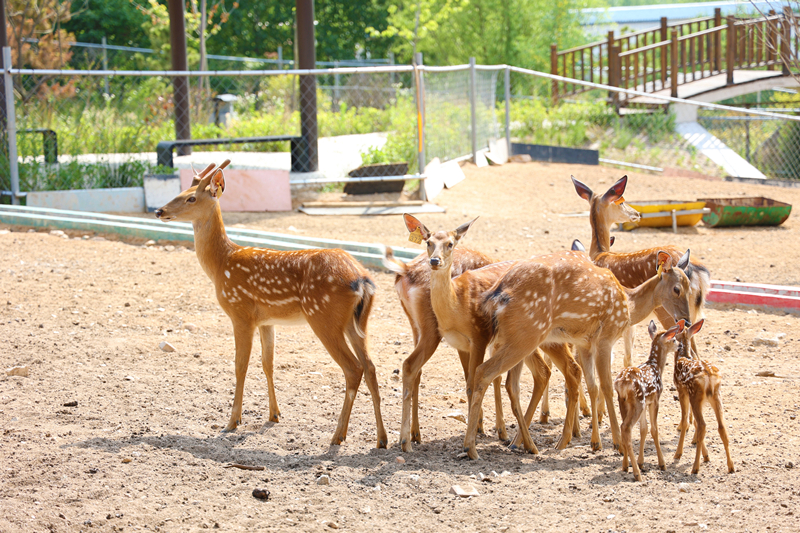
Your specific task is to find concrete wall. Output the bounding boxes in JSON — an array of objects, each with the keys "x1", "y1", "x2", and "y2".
[{"x1": 26, "y1": 187, "x2": 146, "y2": 213}]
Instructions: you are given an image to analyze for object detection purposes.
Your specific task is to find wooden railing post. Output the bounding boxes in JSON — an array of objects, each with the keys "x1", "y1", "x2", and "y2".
[
  {"x1": 768, "y1": 10, "x2": 776, "y2": 70},
  {"x1": 609, "y1": 45, "x2": 620, "y2": 110},
  {"x1": 670, "y1": 29, "x2": 679, "y2": 97},
  {"x1": 714, "y1": 8, "x2": 722, "y2": 71},
  {"x1": 551, "y1": 44, "x2": 559, "y2": 104},
  {"x1": 726, "y1": 16, "x2": 736, "y2": 85},
  {"x1": 660, "y1": 17, "x2": 668, "y2": 42},
  {"x1": 782, "y1": 6, "x2": 792, "y2": 76}
]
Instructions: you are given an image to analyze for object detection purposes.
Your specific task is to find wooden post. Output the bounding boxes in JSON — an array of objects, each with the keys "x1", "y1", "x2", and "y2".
[
  {"x1": 714, "y1": 8, "x2": 722, "y2": 71},
  {"x1": 168, "y1": 0, "x2": 192, "y2": 156},
  {"x1": 768, "y1": 10, "x2": 776, "y2": 70},
  {"x1": 671, "y1": 29, "x2": 679, "y2": 98},
  {"x1": 610, "y1": 45, "x2": 620, "y2": 111},
  {"x1": 296, "y1": 0, "x2": 319, "y2": 172},
  {"x1": 660, "y1": 16, "x2": 669, "y2": 88},
  {"x1": 726, "y1": 16, "x2": 735, "y2": 85},
  {"x1": 782, "y1": 6, "x2": 792, "y2": 76},
  {"x1": 551, "y1": 44, "x2": 559, "y2": 104}
]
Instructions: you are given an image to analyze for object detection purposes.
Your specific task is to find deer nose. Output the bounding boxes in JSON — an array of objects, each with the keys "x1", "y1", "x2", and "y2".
[
  {"x1": 429, "y1": 257, "x2": 441, "y2": 267},
  {"x1": 155, "y1": 209, "x2": 164, "y2": 218}
]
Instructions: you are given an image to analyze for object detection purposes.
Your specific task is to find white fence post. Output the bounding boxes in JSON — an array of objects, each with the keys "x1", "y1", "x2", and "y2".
[
  {"x1": 3, "y1": 47, "x2": 19, "y2": 205},
  {"x1": 504, "y1": 66, "x2": 511, "y2": 155},
  {"x1": 469, "y1": 57, "x2": 477, "y2": 162},
  {"x1": 414, "y1": 52, "x2": 426, "y2": 202}
]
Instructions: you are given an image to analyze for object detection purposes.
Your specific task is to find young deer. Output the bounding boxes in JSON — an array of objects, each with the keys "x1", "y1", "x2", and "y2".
[
  {"x1": 389, "y1": 215, "x2": 584, "y2": 452},
  {"x1": 614, "y1": 320, "x2": 684, "y2": 481},
  {"x1": 572, "y1": 175, "x2": 711, "y2": 366},
  {"x1": 465, "y1": 248, "x2": 692, "y2": 460},
  {"x1": 155, "y1": 161, "x2": 387, "y2": 448},
  {"x1": 673, "y1": 319, "x2": 735, "y2": 474},
  {"x1": 383, "y1": 245, "x2": 514, "y2": 451}
]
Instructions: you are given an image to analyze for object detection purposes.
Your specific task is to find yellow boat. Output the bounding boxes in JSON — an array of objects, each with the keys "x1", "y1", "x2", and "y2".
[{"x1": 621, "y1": 200, "x2": 707, "y2": 231}]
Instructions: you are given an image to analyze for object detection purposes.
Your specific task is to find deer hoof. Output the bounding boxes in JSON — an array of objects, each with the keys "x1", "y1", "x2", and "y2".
[
  {"x1": 591, "y1": 441, "x2": 602, "y2": 452},
  {"x1": 377, "y1": 439, "x2": 387, "y2": 449},
  {"x1": 270, "y1": 414, "x2": 280, "y2": 423},
  {"x1": 411, "y1": 432, "x2": 421, "y2": 443},
  {"x1": 539, "y1": 414, "x2": 550, "y2": 424}
]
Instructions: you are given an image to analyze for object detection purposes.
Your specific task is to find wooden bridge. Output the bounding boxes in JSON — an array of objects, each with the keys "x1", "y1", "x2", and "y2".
[{"x1": 551, "y1": 7, "x2": 800, "y2": 109}]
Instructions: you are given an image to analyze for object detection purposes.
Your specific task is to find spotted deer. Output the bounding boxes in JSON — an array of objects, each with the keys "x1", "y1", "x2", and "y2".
[
  {"x1": 388, "y1": 215, "x2": 584, "y2": 452},
  {"x1": 572, "y1": 175, "x2": 711, "y2": 365},
  {"x1": 614, "y1": 320, "x2": 684, "y2": 481},
  {"x1": 155, "y1": 161, "x2": 387, "y2": 448},
  {"x1": 673, "y1": 319, "x2": 735, "y2": 474},
  {"x1": 465, "y1": 248, "x2": 692, "y2": 460}
]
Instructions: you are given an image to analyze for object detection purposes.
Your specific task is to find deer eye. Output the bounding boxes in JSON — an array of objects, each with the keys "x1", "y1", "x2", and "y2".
[
  {"x1": 186, "y1": 196, "x2": 196, "y2": 203},
  {"x1": 673, "y1": 286, "x2": 681, "y2": 296},
  {"x1": 447, "y1": 242, "x2": 453, "y2": 249}
]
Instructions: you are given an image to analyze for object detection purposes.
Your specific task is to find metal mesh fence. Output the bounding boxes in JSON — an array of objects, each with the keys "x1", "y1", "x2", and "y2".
[{"x1": 5, "y1": 57, "x2": 800, "y2": 205}]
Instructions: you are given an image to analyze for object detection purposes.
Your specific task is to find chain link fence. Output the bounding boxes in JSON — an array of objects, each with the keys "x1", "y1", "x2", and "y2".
[{"x1": 4, "y1": 53, "x2": 800, "y2": 206}]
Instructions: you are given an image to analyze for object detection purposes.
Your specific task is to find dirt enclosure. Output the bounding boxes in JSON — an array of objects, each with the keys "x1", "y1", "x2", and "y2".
[{"x1": 2, "y1": 161, "x2": 800, "y2": 533}]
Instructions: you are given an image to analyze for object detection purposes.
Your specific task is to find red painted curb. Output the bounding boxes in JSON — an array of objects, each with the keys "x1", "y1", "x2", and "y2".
[
  {"x1": 711, "y1": 280, "x2": 800, "y2": 299},
  {"x1": 707, "y1": 287, "x2": 800, "y2": 314}
]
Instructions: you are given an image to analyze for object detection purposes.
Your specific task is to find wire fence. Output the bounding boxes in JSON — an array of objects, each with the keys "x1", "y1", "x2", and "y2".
[{"x1": 4, "y1": 49, "x2": 800, "y2": 205}]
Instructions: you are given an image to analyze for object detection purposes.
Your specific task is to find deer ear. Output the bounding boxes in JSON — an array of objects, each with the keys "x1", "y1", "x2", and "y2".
[
  {"x1": 403, "y1": 214, "x2": 432, "y2": 240},
  {"x1": 657, "y1": 251, "x2": 673, "y2": 276},
  {"x1": 677, "y1": 249, "x2": 691, "y2": 270},
  {"x1": 648, "y1": 320, "x2": 658, "y2": 340},
  {"x1": 688, "y1": 318, "x2": 704, "y2": 336},
  {"x1": 664, "y1": 321, "x2": 683, "y2": 340},
  {"x1": 454, "y1": 217, "x2": 478, "y2": 241},
  {"x1": 571, "y1": 175, "x2": 593, "y2": 201},
  {"x1": 571, "y1": 239, "x2": 586, "y2": 252},
  {"x1": 209, "y1": 169, "x2": 226, "y2": 198},
  {"x1": 601, "y1": 175, "x2": 628, "y2": 204}
]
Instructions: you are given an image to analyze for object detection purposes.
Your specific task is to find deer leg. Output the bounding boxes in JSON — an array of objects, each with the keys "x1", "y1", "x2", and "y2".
[
  {"x1": 223, "y1": 323, "x2": 256, "y2": 433},
  {"x1": 311, "y1": 324, "x2": 364, "y2": 446},
  {"x1": 623, "y1": 325, "x2": 635, "y2": 368},
  {"x1": 539, "y1": 353, "x2": 553, "y2": 424},
  {"x1": 464, "y1": 346, "x2": 489, "y2": 437},
  {"x1": 540, "y1": 343, "x2": 581, "y2": 448},
  {"x1": 597, "y1": 344, "x2": 622, "y2": 450},
  {"x1": 578, "y1": 377, "x2": 591, "y2": 417},
  {"x1": 345, "y1": 323, "x2": 387, "y2": 449},
  {"x1": 492, "y1": 375, "x2": 509, "y2": 442},
  {"x1": 649, "y1": 400, "x2": 666, "y2": 471},
  {"x1": 258, "y1": 325, "x2": 281, "y2": 423},
  {"x1": 690, "y1": 396, "x2": 707, "y2": 475},
  {"x1": 711, "y1": 392, "x2": 735, "y2": 473},
  {"x1": 674, "y1": 391, "x2": 691, "y2": 461},
  {"x1": 510, "y1": 351, "x2": 550, "y2": 450},
  {"x1": 619, "y1": 396, "x2": 630, "y2": 473},
  {"x1": 506, "y1": 362, "x2": 539, "y2": 454},
  {"x1": 578, "y1": 348, "x2": 602, "y2": 452},
  {"x1": 399, "y1": 330, "x2": 441, "y2": 451},
  {"x1": 638, "y1": 408, "x2": 648, "y2": 470}
]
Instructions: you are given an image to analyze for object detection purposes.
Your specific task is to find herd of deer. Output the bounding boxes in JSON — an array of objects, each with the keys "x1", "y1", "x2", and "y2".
[{"x1": 155, "y1": 159, "x2": 735, "y2": 480}]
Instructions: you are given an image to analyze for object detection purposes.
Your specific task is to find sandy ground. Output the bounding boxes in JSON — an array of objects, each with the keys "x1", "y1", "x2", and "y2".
[{"x1": 1, "y1": 161, "x2": 800, "y2": 533}]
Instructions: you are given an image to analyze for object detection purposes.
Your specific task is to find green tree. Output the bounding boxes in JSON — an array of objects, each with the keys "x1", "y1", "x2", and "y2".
[{"x1": 64, "y1": 0, "x2": 150, "y2": 47}]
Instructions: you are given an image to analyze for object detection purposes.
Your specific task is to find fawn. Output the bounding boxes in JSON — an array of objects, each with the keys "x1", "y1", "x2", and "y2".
[
  {"x1": 615, "y1": 320, "x2": 684, "y2": 481},
  {"x1": 155, "y1": 161, "x2": 387, "y2": 448},
  {"x1": 673, "y1": 319, "x2": 735, "y2": 474}
]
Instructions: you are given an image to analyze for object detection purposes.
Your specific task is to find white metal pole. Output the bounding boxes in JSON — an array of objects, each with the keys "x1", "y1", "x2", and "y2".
[
  {"x1": 504, "y1": 66, "x2": 511, "y2": 157},
  {"x1": 414, "y1": 52, "x2": 427, "y2": 202},
  {"x1": 3, "y1": 47, "x2": 19, "y2": 205},
  {"x1": 469, "y1": 57, "x2": 477, "y2": 162},
  {"x1": 102, "y1": 36, "x2": 109, "y2": 94}
]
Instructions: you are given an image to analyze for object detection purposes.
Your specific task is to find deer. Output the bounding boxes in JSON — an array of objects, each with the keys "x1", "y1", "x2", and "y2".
[
  {"x1": 673, "y1": 319, "x2": 735, "y2": 474},
  {"x1": 614, "y1": 319, "x2": 684, "y2": 481},
  {"x1": 154, "y1": 160, "x2": 387, "y2": 449},
  {"x1": 463, "y1": 247, "x2": 693, "y2": 460},
  {"x1": 572, "y1": 175, "x2": 711, "y2": 366},
  {"x1": 387, "y1": 215, "x2": 585, "y2": 453}
]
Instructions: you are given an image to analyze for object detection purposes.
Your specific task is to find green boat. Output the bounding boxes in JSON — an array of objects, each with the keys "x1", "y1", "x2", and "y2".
[{"x1": 699, "y1": 197, "x2": 792, "y2": 227}]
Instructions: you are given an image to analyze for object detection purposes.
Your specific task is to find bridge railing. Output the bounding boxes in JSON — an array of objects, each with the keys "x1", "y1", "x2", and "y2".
[{"x1": 554, "y1": 7, "x2": 799, "y2": 106}]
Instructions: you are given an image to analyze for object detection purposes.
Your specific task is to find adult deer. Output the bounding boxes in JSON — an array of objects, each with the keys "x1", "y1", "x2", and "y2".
[
  {"x1": 572, "y1": 175, "x2": 711, "y2": 366},
  {"x1": 673, "y1": 319, "x2": 735, "y2": 474},
  {"x1": 614, "y1": 320, "x2": 683, "y2": 481},
  {"x1": 155, "y1": 161, "x2": 387, "y2": 448},
  {"x1": 388, "y1": 215, "x2": 584, "y2": 453},
  {"x1": 465, "y1": 248, "x2": 692, "y2": 460}
]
